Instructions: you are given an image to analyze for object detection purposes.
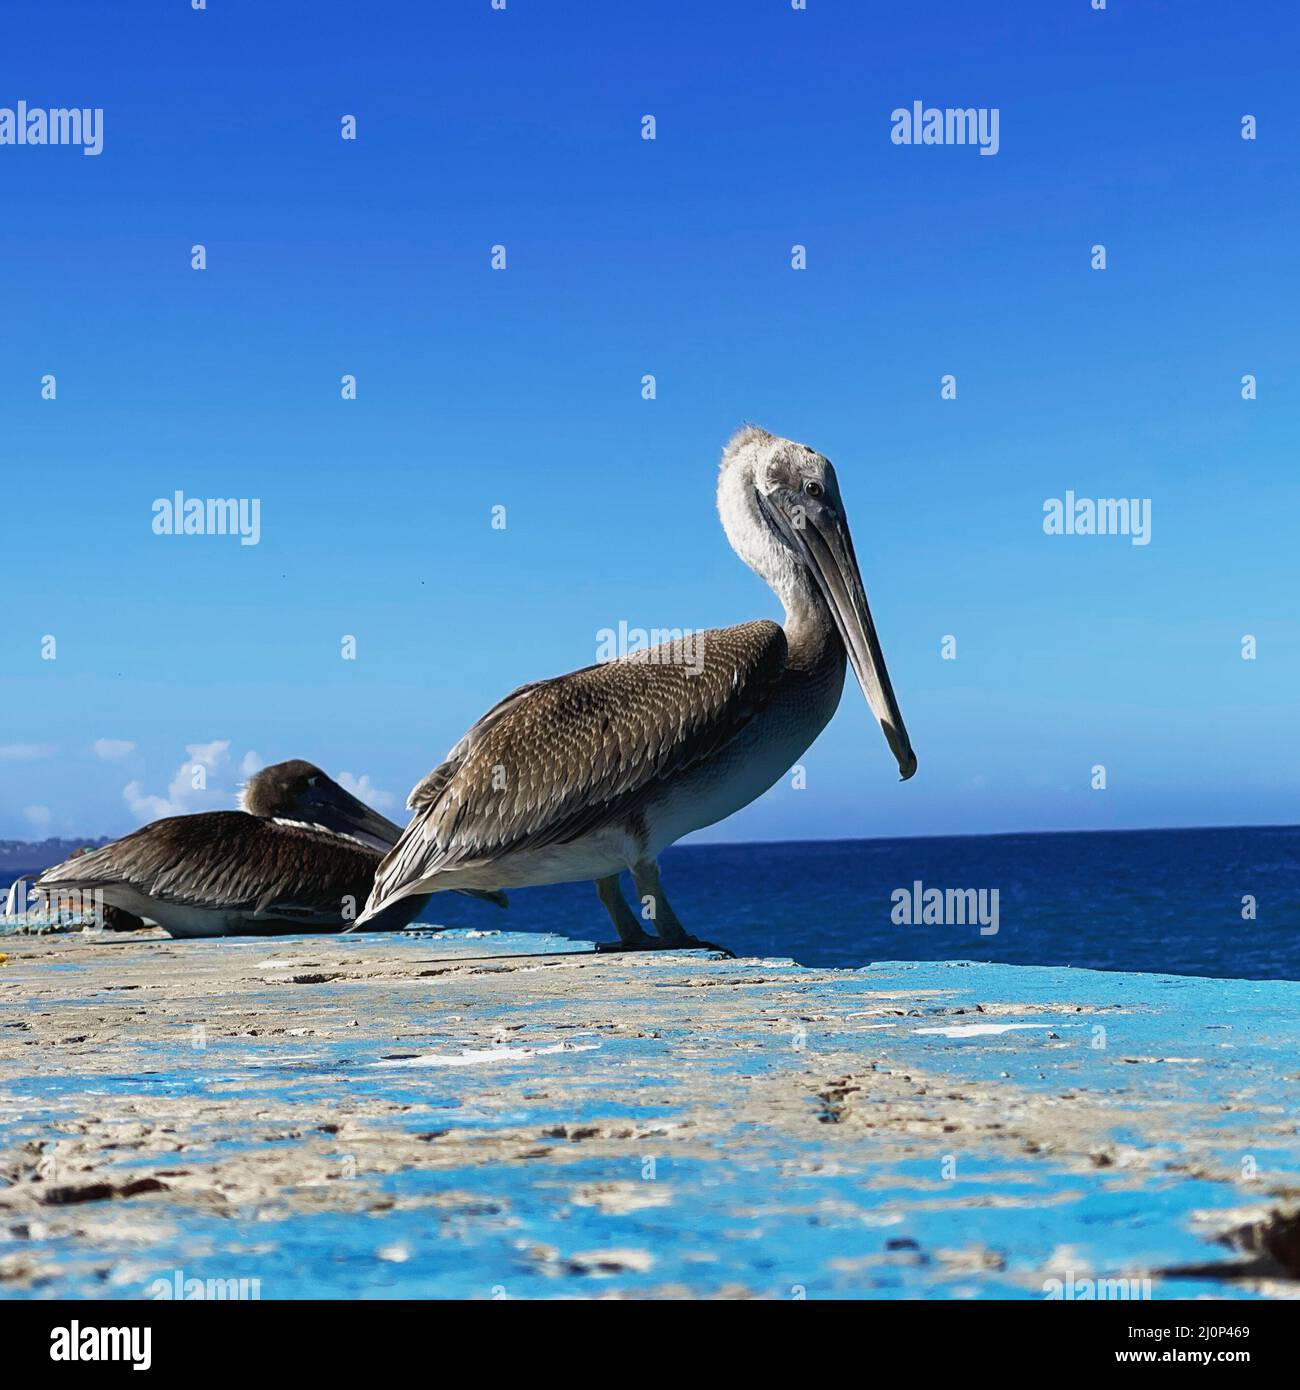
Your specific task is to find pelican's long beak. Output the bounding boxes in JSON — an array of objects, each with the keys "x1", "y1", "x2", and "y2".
[
  {"x1": 306, "y1": 783, "x2": 406, "y2": 851},
  {"x1": 763, "y1": 491, "x2": 917, "y2": 779}
]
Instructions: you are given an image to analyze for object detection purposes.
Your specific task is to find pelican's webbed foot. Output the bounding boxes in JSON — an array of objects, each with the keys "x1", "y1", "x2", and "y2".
[
  {"x1": 665, "y1": 935, "x2": 736, "y2": 958},
  {"x1": 592, "y1": 869, "x2": 735, "y2": 958},
  {"x1": 594, "y1": 932, "x2": 657, "y2": 953},
  {"x1": 593, "y1": 934, "x2": 734, "y2": 958}
]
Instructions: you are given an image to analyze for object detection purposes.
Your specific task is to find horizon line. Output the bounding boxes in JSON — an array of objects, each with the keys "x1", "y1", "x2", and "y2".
[
  {"x1": 2, "y1": 818, "x2": 1295, "y2": 857},
  {"x1": 680, "y1": 819, "x2": 1299, "y2": 851}
]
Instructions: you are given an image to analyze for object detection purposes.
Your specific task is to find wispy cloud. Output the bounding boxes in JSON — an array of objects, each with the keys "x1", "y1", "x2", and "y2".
[
  {"x1": 120, "y1": 746, "x2": 385, "y2": 826},
  {"x1": 23, "y1": 805, "x2": 52, "y2": 830},
  {"x1": 123, "y1": 740, "x2": 236, "y2": 821},
  {"x1": 0, "y1": 743, "x2": 55, "y2": 761},
  {"x1": 93, "y1": 738, "x2": 137, "y2": 760}
]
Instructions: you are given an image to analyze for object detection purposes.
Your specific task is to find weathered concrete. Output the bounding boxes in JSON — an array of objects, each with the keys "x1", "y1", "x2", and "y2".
[{"x1": 1, "y1": 927, "x2": 1297, "y2": 1299}]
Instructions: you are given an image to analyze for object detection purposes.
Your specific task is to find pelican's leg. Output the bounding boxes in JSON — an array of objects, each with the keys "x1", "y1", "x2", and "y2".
[
  {"x1": 593, "y1": 874, "x2": 658, "y2": 952},
  {"x1": 628, "y1": 860, "x2": 734, "y2": 957}
]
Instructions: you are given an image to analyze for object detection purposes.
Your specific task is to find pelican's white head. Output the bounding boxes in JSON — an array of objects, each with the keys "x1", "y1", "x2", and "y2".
[{"x1": 717, "y1": 425, "x2": 916, "y2": 780}]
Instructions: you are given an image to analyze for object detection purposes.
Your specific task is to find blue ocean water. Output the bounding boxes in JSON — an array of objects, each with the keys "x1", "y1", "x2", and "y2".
[{"x1": 422, "y1": 825, "x2": 1300, "y2": 981}]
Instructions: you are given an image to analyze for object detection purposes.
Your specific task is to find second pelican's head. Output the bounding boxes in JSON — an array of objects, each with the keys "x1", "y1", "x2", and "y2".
[
  {"x1": 718, "y1": 425, "x2": 917, "y2": 780},
  {"x1": 241, "y1": 760, "x2": 406, "y2": 850}
]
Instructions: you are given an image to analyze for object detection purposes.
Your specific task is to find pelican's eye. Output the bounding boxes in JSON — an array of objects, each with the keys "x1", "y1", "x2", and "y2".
[{"x1": 802, "y1": 478, "x2": 824, "y2": 499}]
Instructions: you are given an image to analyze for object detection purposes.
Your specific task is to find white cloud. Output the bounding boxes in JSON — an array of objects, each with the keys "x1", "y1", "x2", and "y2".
[
  {"x1": 93, "y1": 738, "x2": 137, "y2": 760},
  {"x1": 124, "y1": 740, "x2": 235, "y2": 822},
  {"x1": 0, "y1": 743, "x2": 55, "y2": 761},
  {"x1": 23, "y1": 805, "x2": 52, "y2": 830},
  {"x1": 121, "y1": 746, "x2": 387, "y2": 826},
  {"x1": 122, "y1": 783, "x2": 178, "y2": 821},
  {"x1": 187, "y1": 739, "x2": 232, "y2": 769},
  {"x1": 337, "y1": 771, "x2": 397, "y2": 811}
]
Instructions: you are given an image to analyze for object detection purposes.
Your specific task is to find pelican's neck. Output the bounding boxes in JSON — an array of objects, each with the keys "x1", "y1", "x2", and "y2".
[
  {"x1": 773, "y1": 562, "x2": 844, "y2": 673},
  {"x1": 718, "y1": 465, "x2": 844, "y2": 674}
]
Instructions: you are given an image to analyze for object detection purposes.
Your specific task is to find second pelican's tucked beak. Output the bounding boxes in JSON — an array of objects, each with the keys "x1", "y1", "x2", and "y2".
[
  {"x1": 304, "y1": 784, "x2": 406, "y2": 851},
  {"x1": 761, "y1": 489, "x2": 917, "y2": 780}
]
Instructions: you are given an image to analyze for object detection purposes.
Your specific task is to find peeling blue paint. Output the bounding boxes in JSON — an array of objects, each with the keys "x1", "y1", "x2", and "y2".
[{"x1": 1, "y1": 931, "x2": 1296, "y2": 1299}]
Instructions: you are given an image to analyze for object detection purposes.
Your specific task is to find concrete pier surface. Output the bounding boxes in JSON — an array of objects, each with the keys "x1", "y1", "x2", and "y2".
[{"x1": 1, "y1": 928, "x2": 1297, "y2": 1300}]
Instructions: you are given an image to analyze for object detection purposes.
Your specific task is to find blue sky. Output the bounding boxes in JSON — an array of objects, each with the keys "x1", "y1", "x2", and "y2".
[{"x1": 1, "y1": 0, "x2": 1296, "y2": 843}]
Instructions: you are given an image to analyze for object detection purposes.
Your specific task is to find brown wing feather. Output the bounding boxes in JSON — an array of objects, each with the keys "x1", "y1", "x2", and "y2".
[
  {"x1": 37, "y1": 812, "x2": 379, "y2": 924},
  {"x1": 366, "y1": 620, "x2": 787, "y2": 912}
]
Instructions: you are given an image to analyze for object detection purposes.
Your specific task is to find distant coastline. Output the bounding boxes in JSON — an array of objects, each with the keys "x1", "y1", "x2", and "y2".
[
  {"x1": 2, "y1": 821, "x2": 1296, "y2": 871},
  {"x1": 0, "y1": 837, "x2": 111, "y2": 874}
]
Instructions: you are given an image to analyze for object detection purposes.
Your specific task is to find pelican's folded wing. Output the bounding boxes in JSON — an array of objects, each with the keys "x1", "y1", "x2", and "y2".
[
  {"x1": 37, "y1": 812, "x2": 378, "y2": 923},
  {"x1": 363, "y1": 620, "x2": 788, "y2": 916}
]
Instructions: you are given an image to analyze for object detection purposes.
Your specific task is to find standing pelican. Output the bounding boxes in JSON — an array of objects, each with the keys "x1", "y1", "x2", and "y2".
[
  {"x1": 34, "y1": 759, "x2": 501, "y2": 939},
  {"x1": 353, "y1": 427, "x2": 915, "y2": 950}
]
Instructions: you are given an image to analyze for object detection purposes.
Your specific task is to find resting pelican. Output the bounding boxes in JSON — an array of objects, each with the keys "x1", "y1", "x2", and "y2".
[
  {"x1": 34, "y1": 759, "x2": 502, "y2": 939},
  {"x1": 353, "y1": 426, "x2": 915, "y2": 950},
  {"x1": 16, "y1": 850, "x2": 149, "y2": 931}
]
